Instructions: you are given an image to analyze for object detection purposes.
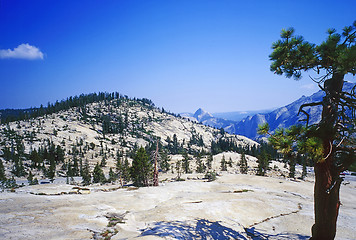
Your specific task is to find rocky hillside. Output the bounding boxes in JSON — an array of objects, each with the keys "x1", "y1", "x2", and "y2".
[{"x1": 0, "y1": 94, "x2": 259, "y2": 184}]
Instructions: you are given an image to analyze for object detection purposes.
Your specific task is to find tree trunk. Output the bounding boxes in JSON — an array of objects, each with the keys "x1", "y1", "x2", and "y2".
[
  {"x1": 153, "y1": 142, "x2": 159, "y2": 186},
  {"x1": 311, "y1": 153, "x2": 342, "y2": 239},
  {"x1": 310, "y1": 73, "x2": 344, "y2": 240}
]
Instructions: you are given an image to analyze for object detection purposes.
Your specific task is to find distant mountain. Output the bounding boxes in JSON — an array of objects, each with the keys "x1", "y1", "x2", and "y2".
[
  {"x1": 213, "y1": 109, "x2": 273, "y2": 122},
  {"x1": 181, "y1": 108, "x2": 237, "y2": 131},
  {"x1": 184, "y1": 82, "x2": 355, "y2": 140},
  {"x1": 233, "y1": 81, "x2": 356, "y2": 139},
  {"x1": 193, "y1": 108, "x2": 213, "y2": 122}
]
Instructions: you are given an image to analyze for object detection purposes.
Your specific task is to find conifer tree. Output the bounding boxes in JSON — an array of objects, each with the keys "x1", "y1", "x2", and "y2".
[
  {"x1": 268, "y1": 22, "x2": 356, "y2": 239},
  {"x1": 27, "y1": 171, "x2": 34, "y2": 185},
  {"x1": 220, "y1": 155, "x2": 227, "y2": 171},
  {"x1": 159, "y1": 150, "x2": 171, "y2": 173},
  {"x1": 108, "y1": 167, "x2": 117, "y2": 183},
  {"x1": 93, "y1": 162, "x2": 106, "y2": 184},
  {"x1": 195, "y1": 155, "x2": 206, "y2": 173},
  {"x1": 0, "y1": 158, "x2": 6, "y2": 182},
  {"x1": 72, "y1": 157, "x2": 79, "y2": 176},
  {"x1": 206, "y1": 153, "x2": 213, "y2": 169},
  {"x1": 302, "y1": 157, "x2": 308, "y2": 180},
  {"x1": 13, "y1": 156, "x2": 26, "y2": 177},
  {"x1": 47, "y1": 157, "x2": 56, "y2": 180},
  {"x1": 182, "y1": 151, "x2": 191, "y2": 174},
  {"x1": 175, "y1": 160, "x2": 182, "y2": 180},
  {"x1": 81, "y1": 159, "x2": 91, "y2": 185},
  {"x1": 29, "y1": 149, "x2": 40, "y2": 168},
  {"x1": 100, "y1": 156, "x2": 107, "y2": 167},
  {"x1": 228, "y1": 157, "x2": 233, "y2": 168},
  {"x1": 121, "y1": 157, "x2": 131, "y2": 184},
  {"x1": 257, "y1": 150, "x2": 270, "y2": 176},
  {"x1": 239, "y1": 152, "x2": 248, "y2": 174},
  {"x1": 130, "y1": 147, "x2": 152, "y2": 187}
]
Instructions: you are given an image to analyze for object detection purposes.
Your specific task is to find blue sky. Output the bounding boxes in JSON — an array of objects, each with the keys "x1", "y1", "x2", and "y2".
[{"x1": 1, "y1": 0, "x2": 355, "y2": 113}]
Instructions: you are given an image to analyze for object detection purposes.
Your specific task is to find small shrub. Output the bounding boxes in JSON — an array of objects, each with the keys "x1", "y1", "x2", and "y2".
[{"x1": 204, "y1": 171, "x2": 217, "y2": 182}]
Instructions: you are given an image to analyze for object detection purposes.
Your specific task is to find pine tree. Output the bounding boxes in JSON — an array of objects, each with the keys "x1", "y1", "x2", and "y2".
[
  {"x1": 130, "y1": 147, "x2": 152, "y2": 187},
  {"x1": 182, "y1": 151, "x2": 191, "y2": 174},
  {"x1": 66, "y1": 162, "x2": 73, "y2": 179},
  {"x1": 29, "y1": 149, "x2": 40, "y2": 168},
  {"x1": 302, "y1": 157, "x2": 307, "y2": 180},
  {"x1": 47, "y1": 157, "x2": 56, "y2": 181},
  {"x1": 81, "y1": 159, "x2": 91, "y2": 185},
  {"x1": 93, "y1": 162, "x2": 106, "y2": 184},
  {"x1": 108, "y1": 167, "x2": 117, "y2": 183},
  {"x1": 195, "y1": 156, "x2": 206, "y2": 173},
  {"x1": 0, "y1": 158, "x2": 6, "y2": 182},
  {"x1": 257, "y1": 150, "x2": 270, "y2": 176},
  {"x1": 220, "y1": 155, "x2": 227, "y2": 171},
  {"x1": 27, "y1": 171, "x2": 37, "y2": 185},
  {"x1": 159, "y1": 150, "x2": 171, "y2": 173},
  {"x1": 206, "y1": 153, "x2": 213, "y2": 169},
  {"x1": 269, "y1": 22, "x2": 356, "y2": 239},
  {"x1": 121, "y1": 157, "x2": 131, "y2": 184},
  {"x1": 289, "y1": 157, "x2": 296, "y2": 178},
  {"x1": 100, "y1": 156, "x2": 107, "y2": 167},
  {"x1": 239, "y1": 152, "x2": 248, "y2": 174},
  {"x1": 228, "y1": 157, "x2": 233, "y2": 168},
  {"x1": 12, "y1": 156, "x2": 26, "y2": 177},
  {"x1": 72, "y1": 157, "x2": 79, "y2": 176},
  {"x1": 175, "y1": 160, "x2": 182, "y2": 180}
]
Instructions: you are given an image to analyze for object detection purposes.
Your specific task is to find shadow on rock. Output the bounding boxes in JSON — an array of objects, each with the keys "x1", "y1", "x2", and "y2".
[
  {"x1": 141, "y1": 219, "x2": 249, "y2": 239},
  {"x1": 245, "y1": 227, "x2": 310, "y2": 240}
]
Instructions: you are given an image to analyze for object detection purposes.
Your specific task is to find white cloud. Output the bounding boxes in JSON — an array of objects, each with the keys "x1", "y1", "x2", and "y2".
[{"x1": 0, "y1": 43, "x2": 44, "y2": 60}]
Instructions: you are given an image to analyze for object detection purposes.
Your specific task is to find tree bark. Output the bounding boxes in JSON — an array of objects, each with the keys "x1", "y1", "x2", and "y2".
[{"x1": 310, "y1": 73, "x2": 344, "y2": 240}]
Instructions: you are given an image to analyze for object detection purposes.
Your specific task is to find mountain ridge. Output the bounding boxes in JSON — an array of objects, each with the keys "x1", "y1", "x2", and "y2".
[{"x1": 183, "y1": 82, "x2": 355, "y2": 139}]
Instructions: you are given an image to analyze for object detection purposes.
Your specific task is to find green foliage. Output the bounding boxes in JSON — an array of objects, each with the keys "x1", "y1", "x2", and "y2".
[
  {"x1": 130, "y1": 147, "x2": 152, "y2": 187},
  {"x1": 269, "y1": 22, "x2": 356, "y2": 238},
  {"x1": 47, "y1": 158, "x2": 56, "y2": 180},
  {"x1": 297, "y1": 136, "x2": 323, "y2": 163},
  {"x1": 108, "y1": 167, "x2": 117, "y2": 183},
  {"x1": 159, "y1": 150, "x2": 171, "y2": 173},
  {"x1": 121, "y1": 157, "x2": 131, "y2": 184},
  {"x1": 270, "y1": 22, "x2": 356, "y2": 79},
  {"x1": 257, "y1": 123, "x2": 270, "y2": 136},
  {"x1": 195, "y1": 156, "x2": 206, "y2": 173},
  {"x1": 206, "y1": 153, "x2": 213, "y2": 169},
  {"x1": 93, "y1": 162, "x2": 106, "y2": 184},
  {"x1": 0, "y1": 158, "x2": 6, "y2": 181},
  {"x1": 0, "y1": 91, "x2": 123, "y2": 124},
  {"x1": 81, "y1": 159, "x2": 91, "y2": 185},
  {"x1": 204, "y1": 171, "x2": 217, "y2": 182},
  {"x1": 239, "y1": 152, "x2": 248, "y2": 174},
  {"x1": 211, "y1": 138, "x2": 239, "y2": 155},
  {"x1": 182, "y1": 151, "x2": 191, "y2": 174},
  {"x1": 259, "y1": 124, "x2": 316, "y2": 177},
  {"x1": 27, "y1": 171, "x2": 38, "y2": 185},
  {"x1": 259, "y1": 123, "x2": 323, "y2": 176},
  {"x1": 12, "y1": 156, "x2": 26, "y2": 177},
  {"x1": 100, "y1": 156, "x2": 107, "y2": 167},
  {"x1": 220, "y1": 155, "x2": 227, "y2": 171},
  {"x1": 1, "y1": 176, "x2": 18, "y2": 189},
  {"x1": 257, "y1": 150, "x2": 270, "y2": 176}
]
